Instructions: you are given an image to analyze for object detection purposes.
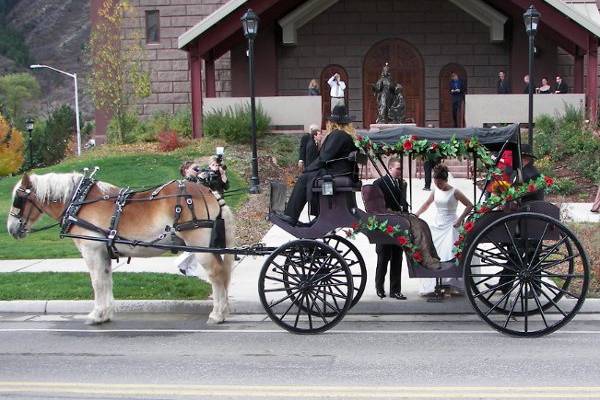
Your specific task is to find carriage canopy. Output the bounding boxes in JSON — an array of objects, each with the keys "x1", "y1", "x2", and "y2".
[{"x1": 365, "y1": 123, "x2": 520, "y2": 151}]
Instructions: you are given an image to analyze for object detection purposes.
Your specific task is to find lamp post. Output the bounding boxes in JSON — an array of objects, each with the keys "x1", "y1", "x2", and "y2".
[
  {"x1": 25, "y1": 118, "x2": 34, "y2": 169},
  {"x1": 241, "y1": 9, "x2": 260, "y2": 194},
  {"x1": 30, "y1": 64, "x2": 81, "y2": 156},
  {"x1": 523, "y1": 5, "x2": 540, "y2": 148}
]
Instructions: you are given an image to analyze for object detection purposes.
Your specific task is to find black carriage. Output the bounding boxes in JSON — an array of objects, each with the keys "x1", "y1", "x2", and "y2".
[{"x1": 263, "y1": 124, "x2": 590, "y2": 337}]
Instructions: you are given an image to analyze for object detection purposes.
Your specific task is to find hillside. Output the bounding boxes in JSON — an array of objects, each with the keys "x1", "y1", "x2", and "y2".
[{"x1": 2, "y1": 0, "x2": 93, "y2": 118}]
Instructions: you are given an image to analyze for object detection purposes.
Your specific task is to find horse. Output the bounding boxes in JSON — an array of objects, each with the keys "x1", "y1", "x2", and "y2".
[{"x1": 6, "y1": 172, "x2": 235, "y2": 325}]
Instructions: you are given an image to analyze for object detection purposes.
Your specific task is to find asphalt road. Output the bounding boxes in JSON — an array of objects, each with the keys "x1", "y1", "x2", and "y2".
[{"x1": 1, "y1": 312, "x2": 600, "y2": 399}]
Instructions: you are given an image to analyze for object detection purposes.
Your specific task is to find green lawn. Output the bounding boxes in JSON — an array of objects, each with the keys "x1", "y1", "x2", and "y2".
[
  {"x1": 0, "y1": 147, "x2": 247, "y2": 259},
  {"x1": 0, "y1": 272, "x2": 211, "y2": 300}
]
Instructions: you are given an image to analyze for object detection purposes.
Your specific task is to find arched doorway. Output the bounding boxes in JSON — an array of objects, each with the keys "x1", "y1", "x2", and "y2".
[
  {"x1": 320, "y1": 64, "x2": 349, "y2": 129},
  {"x1": 363, "y1": 39, "x2": 424, "y2": 127},
  {"x1": 439, "y1": 63, "x2": 468, "y2": 128}
]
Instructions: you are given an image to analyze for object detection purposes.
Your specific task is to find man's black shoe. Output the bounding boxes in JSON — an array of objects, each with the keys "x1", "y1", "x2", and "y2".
[
  {"x1": 422, "y1": 187, "x2": 431, "y2": 191},
  {"x1": 376, "y1": 289, "x2": 386, "y2": 298},
  {"x1": 274, "y1": 213, "x2": 297, "y2": 226},
  {"x1": 390, "y1": 292, "x2": 407, "y2": 300}
]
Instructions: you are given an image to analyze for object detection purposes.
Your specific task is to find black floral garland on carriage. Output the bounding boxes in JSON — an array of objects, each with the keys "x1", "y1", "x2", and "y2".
[{"x1": 350, "y1": 134, "x2": 558, "y2": 265}]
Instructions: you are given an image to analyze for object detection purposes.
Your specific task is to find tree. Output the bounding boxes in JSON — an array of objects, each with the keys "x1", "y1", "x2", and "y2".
[
  {"x1": 0, "y1": 73, "x2": 41, "y2": 125},
  {"x1": 0, "y1": 113, "x2": 24, "y2": 176},
  {"x1": 87, "y1": 0, "x2": 151, "y2": 144}
]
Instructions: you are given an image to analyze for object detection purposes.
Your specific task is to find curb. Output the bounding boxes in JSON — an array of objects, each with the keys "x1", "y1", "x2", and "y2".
[{"x1": 1, "y1": 298, "x2": 600, "y2": 315}]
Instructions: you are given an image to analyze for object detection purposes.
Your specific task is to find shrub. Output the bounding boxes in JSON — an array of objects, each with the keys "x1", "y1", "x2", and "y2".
[
  {"x1": 157, "y1": 130, "x2": 182, "y2": 152},
  {"x1": 554, "y1": 178, "x2": 577, "y2": 196},
  {"x1": 29, "y1": 105, "x2": 76, "y2": 167},
  {"x1": 0, "y1": 113, "x2": 24, "y2": 176},
  {"x1": 171, "y1": 107, "x2": 192, "y2": 139},
  {"x1": 106, "y1": 111, "x2": 140, "y2": 144},
  {"x1": 204, "y1": 103, "x2": 271, "y2": 143}
]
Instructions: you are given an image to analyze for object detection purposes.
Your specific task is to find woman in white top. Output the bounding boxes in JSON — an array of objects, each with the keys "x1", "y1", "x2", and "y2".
[{"x1": 415, "y1": 164, "x2": 473, "y2": 295}]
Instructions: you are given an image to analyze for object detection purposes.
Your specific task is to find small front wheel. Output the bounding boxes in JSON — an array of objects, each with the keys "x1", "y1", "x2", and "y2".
[{"x1": 258, "y1": 239, "x2": 354, "y2": 334}]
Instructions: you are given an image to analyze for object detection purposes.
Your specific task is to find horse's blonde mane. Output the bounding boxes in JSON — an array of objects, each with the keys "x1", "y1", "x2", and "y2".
[{"x1": 25, "y1": 172, "x2": 115, "y2": 204}]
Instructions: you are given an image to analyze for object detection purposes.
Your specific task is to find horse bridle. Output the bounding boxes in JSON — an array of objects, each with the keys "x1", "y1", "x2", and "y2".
[{"x1": 10, "y1": 187, "x2": 45, "y2": 236}]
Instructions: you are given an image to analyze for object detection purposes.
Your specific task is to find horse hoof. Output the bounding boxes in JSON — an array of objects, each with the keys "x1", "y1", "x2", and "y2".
[{"x1": 207, "y1": 316, "x2": 225, "y2": 325}]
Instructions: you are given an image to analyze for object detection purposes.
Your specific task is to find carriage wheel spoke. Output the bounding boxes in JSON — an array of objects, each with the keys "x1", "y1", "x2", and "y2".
[
  {"x1": 503, "y1": 282, "x2": 524, "y2": 328},
  {"x1": 267, "y1": 286, "x2": 302, "y2": 309},
  {"x1": 486, "y1": 236, "x2": 522, "y2": 268},
  {"x1": 532, "y1": 253, "x2": 580, "y2": 274},
  {"x1": 305, "y1": 294, "x2": 313, "y2": 330},
  {"x1": 531, "y1": 281, "x2": 568, "y2": 317},
  {"x1": 528, "y1": 223, "x2": 550, "y2": 268},
  {"x1": 539, "y1": 280, "x2": 580, "y2": 300},
  {"x1": 529, "y1": 282, "x2": 549, "y2": 329},
  {"x1": 523, "y1": 283, "x2": 529, "y2": 333},
  {"x1": 474, "y1": 277, "x2": 518, "y2": 299},
  {"x1": 293, "y1": 293, "x2": 307, "y2": 329},
  {"x1": 326, "y1": 282, "x2": 343, "y2": 313},
  {"x1": 279, "y1": 294, "x2": 300, "y2": 320},
  {"x1": 504, "y1": 222, "x2": 526, "y2": 268},
  {"x1": 270, "y1": 262, "x2": 302, "y2": 283},
  {"x1": 529, "y1": 235, "x2": 569, "y2": 272},
  {"x1": 484, "y1": 283, "x2": 520, "y2": 317},
  {"x1": 474, "y1": 250, "x2": 519, "y2": 273},
  {"x1": 306, "y1": 291, "x2": 329, "y2": 324}
]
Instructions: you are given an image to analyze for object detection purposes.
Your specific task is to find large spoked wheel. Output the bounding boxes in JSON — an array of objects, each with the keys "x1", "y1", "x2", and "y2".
[
  {"x1": 258, "y1": 239, "x2": 354, "y2": 334},
  {"x1": 463, "y1": 212, "x2": 589, "y2": 337},
  {"x1": 321, "y1": 235, "x2": 367, "y2": 310}
]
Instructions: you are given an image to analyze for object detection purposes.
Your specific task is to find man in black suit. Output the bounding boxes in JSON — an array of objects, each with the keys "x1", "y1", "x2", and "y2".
[
  {"x1": 554, "y1": 75, "x2": 569, "y2": 94},
  {"x1": 497, "y1": 70, "x2": 511, "y2": 94},
  {"x1": 279, "y1": 105, "x2": 358, "y2": 225},
  {"x1": 374, "y1": 157, "x2": 409, "y2": 300},
  {"x1": 298, "y1": 124, "x2": 321, "y2": 170}
]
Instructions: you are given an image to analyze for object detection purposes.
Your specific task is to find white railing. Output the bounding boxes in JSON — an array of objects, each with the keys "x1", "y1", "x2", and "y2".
[
  {"x1": 204, "y1": 96, "x2": 322, "y2": 132},
  {"x1": 465, "y1": 93, "x2": 585, "y2": 127}
]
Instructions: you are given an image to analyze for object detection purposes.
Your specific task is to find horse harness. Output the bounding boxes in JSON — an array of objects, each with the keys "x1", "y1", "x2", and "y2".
[{"x1": 60, "y1": 176, "x2": 225, "y2": 261}]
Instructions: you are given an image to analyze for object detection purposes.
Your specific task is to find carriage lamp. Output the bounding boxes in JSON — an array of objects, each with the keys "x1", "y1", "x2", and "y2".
[
  {"x1": 25, "y1": 118, "x2": 34, "y2": 170},
  {"x1": 523, "y1": 5, "x2": 540, "y2": 148},
  {"x1": 321, "y1": 177, "x2": 334, "y2": 196},
  {"x1": 241, "y1": 8, "x2": 261, "y2": 194}
]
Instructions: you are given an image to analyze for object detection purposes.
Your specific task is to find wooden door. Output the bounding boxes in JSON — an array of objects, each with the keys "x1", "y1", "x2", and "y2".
[
  {"x1": 439, "y1": 63, "x2": 467, "y2": 128},
  {"x1": 363, "y1": 39, "x2": 424, "y2": 128},
  {"x1": 320, "y1": 64, "x2": 349, "y2": 129}
]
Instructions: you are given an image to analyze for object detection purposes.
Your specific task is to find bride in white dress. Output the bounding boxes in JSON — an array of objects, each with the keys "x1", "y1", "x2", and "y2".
[{"x1": 415, "y1": 164, "x2": 473, "y2": 295}]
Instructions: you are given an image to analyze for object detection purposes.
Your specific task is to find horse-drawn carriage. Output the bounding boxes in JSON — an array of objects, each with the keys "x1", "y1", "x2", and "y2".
[
  {"x1": 7, "y1": 124, "x2": 589, "y2": 337},
  {"x1": 264, "y1": 123, "x2": 590, "y2": 337}
]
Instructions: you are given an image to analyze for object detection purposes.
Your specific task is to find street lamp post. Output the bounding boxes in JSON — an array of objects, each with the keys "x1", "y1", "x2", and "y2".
[
  {"x1": 30, "y1": 64, "x2": 81, "y2": 156},
  {"x1": 523, "y1": 5, "x2": 541, "y2": 148},
  {"x1": 241, "y1": 9, "x2": 260, "y2": 194},
  {"x1": 25, "y1": 118, "x2": 34, "y2": 169}
]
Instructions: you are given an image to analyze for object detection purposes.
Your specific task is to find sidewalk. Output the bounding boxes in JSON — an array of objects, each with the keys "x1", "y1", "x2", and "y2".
[{"x1": 1, "y1": 178, "x2": 598, "y2": 315}]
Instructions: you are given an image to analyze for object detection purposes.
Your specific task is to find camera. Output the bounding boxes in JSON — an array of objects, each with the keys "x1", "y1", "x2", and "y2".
[{"x1": 214, "y1": 147, "x2": 226, "y2": 170}]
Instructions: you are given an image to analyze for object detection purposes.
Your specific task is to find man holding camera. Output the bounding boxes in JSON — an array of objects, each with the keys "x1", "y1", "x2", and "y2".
[
  {"x1": 327, "y1": 73, "x2": 346, "y2": 112},
  {"x1": 181, "y1": 154, "x2": 229, "y2": 195}
]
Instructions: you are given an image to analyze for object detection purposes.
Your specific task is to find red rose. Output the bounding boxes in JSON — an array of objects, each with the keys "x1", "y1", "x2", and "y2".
[
  {"x1": 544, "y1": 176, "x2": 554, "y2": 186},
  {"x1": 403, "y1": 140, "x2": 413, "y2": 151},
  {"x1": 344, "y1": 229, "x2": 352, "y2": 238},
  {"x1": 528, "y1": 183, "x2": 537, "y2": 193},
  {"x1": 456, "y1": 252, "x2": 463, "y2": 260},
  {"x1": 459, "y1": 234, "x2": 465, "y2": 241},
  {"x1": 454, "y1": 239, "x2": 461, "y2": 246},
  {"x1": 357, "y1": 135, "x2": 363, "y2": 142},
  {"x1": 411, "y1": 135, "x2": 418, "y2": 141},
  {"x1": 464, "y1": 221, "x2": 474, "y2": 232},
  {"x1": 430, "y1": 143, "x2": 439, "y2": 151},
  {"x1": 386, "y1": 225, "x2": 394, "y2": 234},
  {"x1": 397, "y1": 236, "x2": 408, "y2": 246},
  {"x1": 478, "y1": 206, "x2": 490, "y2": 214},
  {"x1": 351, "y1": 222, "x2": 360, "y2": 230},
  {"x1": 412, "y1": 251, "x2": 424, "y2": 263},
  {"x1": 505, "y1": 194, "x2": 513, "y2": 201}
]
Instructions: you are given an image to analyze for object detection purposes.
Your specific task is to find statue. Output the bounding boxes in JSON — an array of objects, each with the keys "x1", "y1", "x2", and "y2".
[
  {"x1": 388, "y1": 83, "x2": 406, "y2": 123},
  {"x1": 372, "y1": 63, "x2": 405, "y2": 124}
]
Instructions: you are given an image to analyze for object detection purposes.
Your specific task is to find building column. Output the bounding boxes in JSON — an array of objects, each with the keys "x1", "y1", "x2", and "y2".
[
  {"x1": 574, "y1": 50, "x2": 584, "y2": 93},
  {"x1": 205, "y1": 56, "x2": 216, "y2": 98},
  {"x1": 586, "y1": 36, "x2": 598, "y2": 123},
  {"x1": 190, "y1": 51, "x2": 203, "y2": 139}
]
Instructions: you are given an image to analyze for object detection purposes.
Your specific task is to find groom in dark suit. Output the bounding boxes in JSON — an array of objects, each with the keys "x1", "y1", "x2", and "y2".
[{"x1": 374, "y1": 157, "x2": 409, "y2": 300}]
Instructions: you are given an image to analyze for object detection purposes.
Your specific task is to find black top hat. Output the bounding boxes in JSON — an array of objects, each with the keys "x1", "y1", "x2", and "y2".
[
  {"x1": 327, "y1": 104, "x2": 353, "y2": 124},
  {"x1": 520, "y1": 143, "x2": 537, "y2": 159}
]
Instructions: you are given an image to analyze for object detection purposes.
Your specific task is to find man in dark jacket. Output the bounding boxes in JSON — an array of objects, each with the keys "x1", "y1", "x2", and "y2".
[
  {"x1": 279, "y1": 105, "x2": 358, "y2": 225},
  {"x1": 497, "y1": 70, "x2": 511, "y2": 94},
  {"x1": 298, "y1": 124, "x2": 321, "y2": 170},
  {"x1": 554, "y1": 75, "x2": 569, "y2": 93},
  {"x1": 374, "y1": 157, "x2": 409, "y2": 300}
]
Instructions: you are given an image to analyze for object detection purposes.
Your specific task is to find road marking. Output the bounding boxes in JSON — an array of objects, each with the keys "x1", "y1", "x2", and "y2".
[
  {"x1": 0, "y1": 328, "x2": 599, "y2": 334},
  {"x1": 1, "y1": 382, "x2": 600, "y2": 398}
]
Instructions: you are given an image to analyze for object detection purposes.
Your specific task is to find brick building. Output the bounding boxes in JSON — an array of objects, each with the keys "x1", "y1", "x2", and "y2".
[{"x1": 94, "y1": 0, "x2": 600, "y2": 137}]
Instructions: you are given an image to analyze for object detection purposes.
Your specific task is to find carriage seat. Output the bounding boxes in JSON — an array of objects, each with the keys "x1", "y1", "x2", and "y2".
[{"x1": 311, "y1": 175, "x2": 362, "y2": 193}]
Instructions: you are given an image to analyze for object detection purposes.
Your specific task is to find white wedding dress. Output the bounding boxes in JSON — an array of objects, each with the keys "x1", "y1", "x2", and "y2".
[{"x1": 419, "y1": 186, "x2": 463, "y2": 295}]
